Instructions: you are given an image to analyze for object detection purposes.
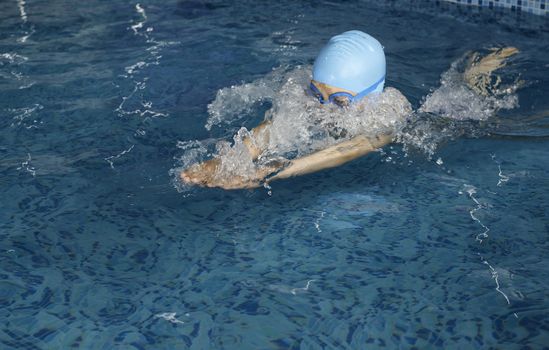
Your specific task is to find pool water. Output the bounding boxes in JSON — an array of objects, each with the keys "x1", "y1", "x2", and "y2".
[{"x1": 1, "y1": 0, "x2": 548, "y2": 349}]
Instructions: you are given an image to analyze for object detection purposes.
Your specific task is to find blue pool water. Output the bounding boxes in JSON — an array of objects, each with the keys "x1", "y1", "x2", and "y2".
[{"x1": 1, "y1": 0, "x2": 549, "y2": 349}]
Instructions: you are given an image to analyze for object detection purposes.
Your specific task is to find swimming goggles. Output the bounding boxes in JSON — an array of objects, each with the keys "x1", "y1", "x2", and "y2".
[{"x1": 309, "y1": 75, "x2": 385, "y2": 106}]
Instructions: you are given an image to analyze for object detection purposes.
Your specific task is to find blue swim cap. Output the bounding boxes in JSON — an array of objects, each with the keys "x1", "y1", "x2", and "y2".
[{"x1": 313, "y1": 30, "x2": 386, "y2": 96}]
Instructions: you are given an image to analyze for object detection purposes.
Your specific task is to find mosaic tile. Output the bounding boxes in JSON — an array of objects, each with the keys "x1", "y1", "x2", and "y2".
[{"x1": 444, "y1": 0, "x2": 547, "y2": 14}]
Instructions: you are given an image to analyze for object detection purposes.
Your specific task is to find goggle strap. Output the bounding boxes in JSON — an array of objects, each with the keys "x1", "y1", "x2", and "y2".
[
  {"x1": 309, "y1": 82, "x2": 327, "y2": 104},
  {"x1": 351, "y1": 75, "x2": 386, "y2": 102}
]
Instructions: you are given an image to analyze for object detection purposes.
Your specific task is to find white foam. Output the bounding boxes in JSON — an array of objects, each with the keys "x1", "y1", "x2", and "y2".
[
  {"x1": 0, "y1": 53, "x2": 28, "y2": 65},
  {"x1": 17, "y1": 153, "x2": 35, "y2": 177},
  {"x1": 104, "y1": 145, "x2": 135, "y2": 169},
  {"x1": 419, "y1": 56, "x2": 518, "y2": 121},
  {"x1": 8, "y1": 104, "x2": 43, "y2": 128},
  {"x1": 205, "y1": 69, "x2": 286, "y2": 130},
  {"x1": 17, "y1": 0, "x2": 27, "y2": 23},
  {"x1": 397, "y1": 52, "x2": 520, "y2": 157},
  {"x1": 131, "y1": 4, "x2": 147, "y2": 35},
  {"x1": 154, "y1": 312, "x2": 185, "y2": 324},
  {"x1": 116, "y1": 4, "x2": 178, "y2": 120}
]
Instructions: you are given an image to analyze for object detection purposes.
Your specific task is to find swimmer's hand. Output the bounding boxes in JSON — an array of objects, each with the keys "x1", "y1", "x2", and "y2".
[
  {"x1": 180, "y1": 119, "x2": 276, "y2": 190},
  {"x1": 180, "y1": 158, "x2": 284, "y2": 190},
  {"x1": 464, "y1": 47, "x2": 519, "y2": 96}
]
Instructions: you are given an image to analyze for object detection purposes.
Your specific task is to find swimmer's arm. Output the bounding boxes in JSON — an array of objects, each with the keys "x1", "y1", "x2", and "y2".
[{"x1": 266, "y1": 133, "x2": 393, "y2": 183}]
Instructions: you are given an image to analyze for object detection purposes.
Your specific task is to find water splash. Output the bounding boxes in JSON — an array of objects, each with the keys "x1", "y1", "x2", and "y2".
[
  {"x1": 7, "y1": 104, "x2": 43, "y2": 129},
  {"x1": 491, "y1": 154, "x2": 510, "y2": 187},
  {"x1": 16, "y1": 0, "x2": 27, "y2": 22},
  {"x1": 0, "y1": 53, "x2": 34, "y2": 89},
  {"x1": 398, "y1": 50, "x2": 520, "y2": 158},
  {"x1": 419, "y1": 51, "x2": 519, "y2": 121},
  {"x1": 263, "y1": 182, "x2": 273, "y2": 196},
  {"x1": 15, "y1": 0, "x2": 35, "y2": 43},
  {"x1": 170, "y1": 140, "x2": 211, "y2": 192},
  {"x1": 303, "y1": 209, "x2": 325, "y2": 232},
  {"x1": 267, "y1": 279, "x2": 316, "y2": 295},
  {"x1": 1, "y1": 2, "x2": 36, "y2": 89},
  {"x1": 104, "y1": 145, "x2": 135, "y2": 169},
  {"x1": 290, "y1": 279, "x2": 315, "y2": 295},
  {"x1": 131, "y1": 4, "x2": 147, "y2": 35},
  {"x1": 116, "y1": 3, "x2": 178, "y2": 119},
  {"x1": 17, "y1": 27, "x2": 35, "y2": 44},
  {"x1": 0, "y1": 53, "x2": 28, "y2": 65},
  {"x1": 459, "y1": 166, "x2": 518, "y2": 318},
  {"x1": 205, "y1": 67, "x2": 288, "y2": 130},
  {"x1": 461, "y1": 184, "x2": 490, "y2": 243},
  {"x1": 17, "y1": 153, "x2": 36, "y2": 177},
  {"x1": 112, "y1": 4, "x2": 179, "y2": 168},
  {"x1": 154, "y1": 312, "x2": 186, "y2": 324}
]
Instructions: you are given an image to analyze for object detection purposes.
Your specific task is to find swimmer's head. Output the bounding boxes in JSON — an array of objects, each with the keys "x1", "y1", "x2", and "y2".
[{"x1": 311, "y1": 30, "x2": 386, "y2": 106}]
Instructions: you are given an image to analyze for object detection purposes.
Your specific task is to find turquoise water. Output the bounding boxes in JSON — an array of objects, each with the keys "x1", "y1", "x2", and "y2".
[{"x1": 1, "y1": 1, "x2": 548, "y2": 349}]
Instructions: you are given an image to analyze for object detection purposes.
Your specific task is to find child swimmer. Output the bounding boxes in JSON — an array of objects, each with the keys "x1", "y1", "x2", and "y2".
[{"x1": 180, "y1": 31, "x2": 518, "y2": 190}]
